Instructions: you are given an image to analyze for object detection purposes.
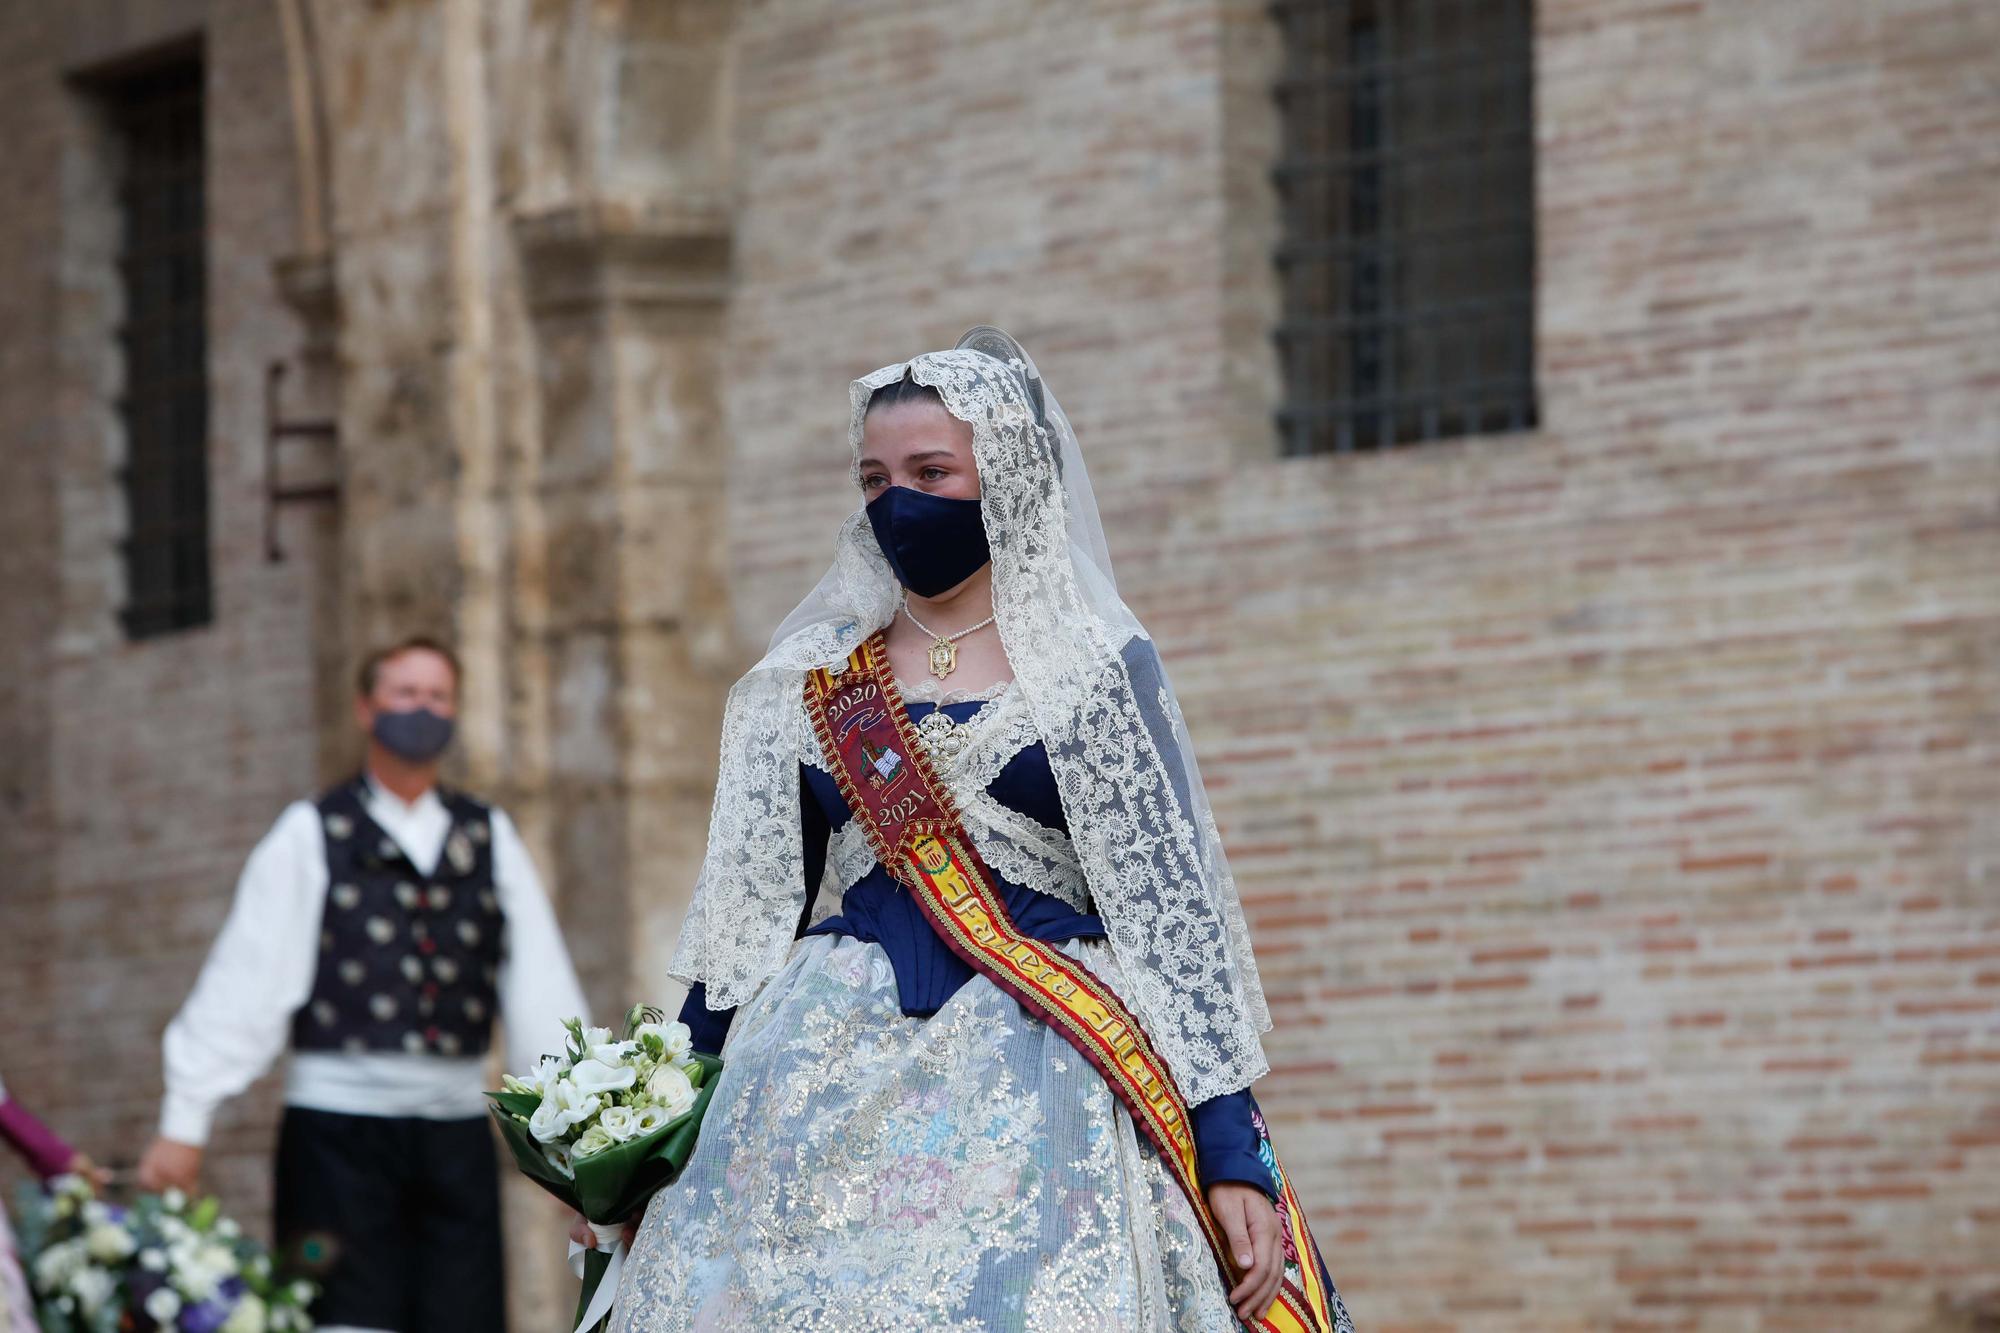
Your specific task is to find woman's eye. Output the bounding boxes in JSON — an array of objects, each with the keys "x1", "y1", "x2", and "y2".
[{"x1": 920, "y1": 467, "x2": 945, "y2": 481}]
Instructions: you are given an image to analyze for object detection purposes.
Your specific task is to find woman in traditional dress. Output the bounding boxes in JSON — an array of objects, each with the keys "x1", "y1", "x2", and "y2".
[{"x1": 611, "y1": 330, "x2": 1356, "y2": 1332}]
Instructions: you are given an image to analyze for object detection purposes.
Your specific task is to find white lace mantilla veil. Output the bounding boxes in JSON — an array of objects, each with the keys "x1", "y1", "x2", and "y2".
[{"x1": 669, "y1": 328, "x2": 1273, "y2": 1103}]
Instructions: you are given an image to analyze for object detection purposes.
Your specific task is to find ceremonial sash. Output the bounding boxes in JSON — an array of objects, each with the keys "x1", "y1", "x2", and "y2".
[{"x1": 805, "y1": 634, "x2": 1343, "y2": 1333}]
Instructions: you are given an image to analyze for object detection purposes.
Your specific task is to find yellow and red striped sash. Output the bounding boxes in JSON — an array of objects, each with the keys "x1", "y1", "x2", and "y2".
[{"x1": 805, "y1": 635, "x2": 1342, "y2": 1333}]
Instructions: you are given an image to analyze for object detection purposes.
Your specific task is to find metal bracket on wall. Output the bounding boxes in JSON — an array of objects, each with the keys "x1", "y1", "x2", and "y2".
[{"x1": 265, "y1": 359, "x2": 339, "y2": 563}]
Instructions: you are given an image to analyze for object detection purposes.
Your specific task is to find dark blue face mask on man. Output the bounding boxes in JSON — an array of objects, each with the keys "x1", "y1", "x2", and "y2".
[
  {"x1": 371, "y1": 707, "x2": 456, "y2": 764},
  {"x1": 866, "y1": 485, "x2": 992, "y2": 597}
]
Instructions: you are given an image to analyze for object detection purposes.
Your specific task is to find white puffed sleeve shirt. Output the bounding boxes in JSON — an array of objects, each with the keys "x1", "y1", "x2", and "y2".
[{"x1": 158, "y1": 776, "x2": 589, "y2": 1145}]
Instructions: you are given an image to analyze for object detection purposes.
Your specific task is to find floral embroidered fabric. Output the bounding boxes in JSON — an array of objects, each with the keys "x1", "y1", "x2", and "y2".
[{"x1": 610, "y1": 934, "x2": 1241, "y2": 1332}]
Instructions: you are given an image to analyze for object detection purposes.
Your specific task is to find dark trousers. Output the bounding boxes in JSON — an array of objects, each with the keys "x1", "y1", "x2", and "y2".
[{"x1": 274, "y1": 1107, "x2": 506, "y2": 1333}]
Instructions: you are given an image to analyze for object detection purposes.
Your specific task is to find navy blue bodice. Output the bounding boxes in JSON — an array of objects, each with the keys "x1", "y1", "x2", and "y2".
[
  {"x1": 677, "y1": 691, "x2": 1272, "y2": 1197},
  {"x1": 799, "y1": 698, "x2": 1106, "y2": 1012}
]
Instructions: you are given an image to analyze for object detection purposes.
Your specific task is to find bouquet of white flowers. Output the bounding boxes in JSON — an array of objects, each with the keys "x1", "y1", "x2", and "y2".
[
  {"x1": 11, "y1": 1174, "x2": 315, "y2": 1333},
  {"x1": 487, "y1": 1005, "x2": 720, "y2": 1333}
]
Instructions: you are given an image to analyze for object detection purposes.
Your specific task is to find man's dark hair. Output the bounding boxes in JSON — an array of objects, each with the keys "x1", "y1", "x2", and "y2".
[{"x1": 356, "y1": 635, "x2": 463, "y2": 697}]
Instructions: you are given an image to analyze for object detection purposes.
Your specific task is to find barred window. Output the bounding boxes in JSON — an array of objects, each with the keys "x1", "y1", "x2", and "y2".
[
  {"x1": 109, "y1": 58, "x2": 211, "y2": 638},
  {"x1": 1272, "y1": 0, "x2": 1537, "y2": 454}
]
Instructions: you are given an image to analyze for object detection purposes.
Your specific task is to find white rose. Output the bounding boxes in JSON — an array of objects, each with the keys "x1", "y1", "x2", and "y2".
[
  {"x1": 527, "y1": 1095, "x2": 565, "y2": 1143},
  {"x1": 220, "y1": 1291, "x2": 269, "y2": 1333},
  {"x1": 146, "y1": 1287, "x2": 184, "y2": 1323},
  {"x1": 634, "y1": 1021, "x2": 693, "y2": 1062},
  {"x1": 572, "y1": 1125, "x2": 614, "y2": 1158},
  {"x1": 528, "y1": 1079, "x2": 602, "y2": 1144},
  {"x1": 568, "y1": 1057, "x2": 638, "y2": 1098},
  {"x1": 33, "y1": 1238, "x2": 85, "y2": 1288},
  {"x1": 587, "y1": 1040, "x2": 638, "y2": 1069},
  {"x1": 642, "y1": 1062, "x2": 697, "y2": 1118},
  {"x1": 85, "y1": 1221, "x2": 135, "y2": 1263},
  {"x1": 598, "y1": 1105, "x2": 640, "y2": 1142},
  {"x1": 68, "y1": 1265, "x2": 115, "y2": 1316},
  {"x1": 174, "y1": 1241, "x2": 236, "y2": 1301}
]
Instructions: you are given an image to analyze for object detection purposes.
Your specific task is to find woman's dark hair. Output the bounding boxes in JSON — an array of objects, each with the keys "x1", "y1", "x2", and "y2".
[
  {"x1": 864, "y1": 362, "x2": 1062, "y2": 475},
  {"x1": 867, "y1": 362, "x2": 1049, "y2": 431},
  {"x1": 865, "y1": 370, "x2": 944, "y2": 415}
]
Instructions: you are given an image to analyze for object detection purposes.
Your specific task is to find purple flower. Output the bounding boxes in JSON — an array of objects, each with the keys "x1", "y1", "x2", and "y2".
[{"x1": 178, "y1": 1298, "x2": 234, "y2": 1333}]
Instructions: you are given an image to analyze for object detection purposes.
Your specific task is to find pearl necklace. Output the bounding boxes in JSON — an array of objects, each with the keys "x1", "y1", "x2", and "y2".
[{"x1": 902, "y1": 603, "x2": 996, "y2": 680}]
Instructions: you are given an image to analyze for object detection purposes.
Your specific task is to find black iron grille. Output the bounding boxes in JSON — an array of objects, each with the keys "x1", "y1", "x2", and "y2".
[
  {"x1": 111, "y1": 59, "x2": 211, "y2": 638},
  {"x1": 1271, "y1": 0, "x2": 1537, "y2": 454}
]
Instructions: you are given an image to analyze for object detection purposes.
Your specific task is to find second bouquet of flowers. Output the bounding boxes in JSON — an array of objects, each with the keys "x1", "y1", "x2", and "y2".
[
  {"x1": 487, "y1": 1004, "x2": 719, "y2": 1333},
  {"x1": 12, "y1": 1174, "x2": 316, "y2": 1333}
]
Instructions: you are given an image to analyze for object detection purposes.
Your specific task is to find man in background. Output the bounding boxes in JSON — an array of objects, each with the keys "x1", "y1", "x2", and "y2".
[{"x1": 139, "y1": 636, "x2": 589, "y2": 1333}]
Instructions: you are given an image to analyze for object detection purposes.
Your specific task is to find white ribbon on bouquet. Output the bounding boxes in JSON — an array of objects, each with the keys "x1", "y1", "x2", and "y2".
[{"x1": 567, "y1": 1220, "x2": 626, "y2": 1333}]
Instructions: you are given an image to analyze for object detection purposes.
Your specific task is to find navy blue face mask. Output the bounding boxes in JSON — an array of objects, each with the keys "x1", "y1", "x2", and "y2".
[
  {"x1": 371, "y1": 707, "x2": 456, "y2": 764},
  {"x1": 866, "y1": 486, "x2": 991, "y2": 597}
]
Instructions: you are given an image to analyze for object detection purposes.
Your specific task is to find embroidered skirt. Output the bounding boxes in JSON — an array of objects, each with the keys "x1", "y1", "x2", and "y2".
[{"x1": 609, "y1": 933, "x2": 1241, "y2": 1332}]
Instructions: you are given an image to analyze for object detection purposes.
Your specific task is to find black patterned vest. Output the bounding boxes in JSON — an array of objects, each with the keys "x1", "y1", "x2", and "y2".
[{"x1": 291, "y1": 778, "x2": 506, "y2": 1058}]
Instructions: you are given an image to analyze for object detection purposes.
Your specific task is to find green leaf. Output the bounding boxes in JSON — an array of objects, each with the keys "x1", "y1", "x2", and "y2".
[
  {"x1": 486, "y1": 1088, "x2": 543, "y2": 1118},
  {"x1": 575, "y1": 1245, "x2": 615, "y2": 1333},
  {"x1": 490, "y1": 1108, "x2": 584, "y2": 1213}
]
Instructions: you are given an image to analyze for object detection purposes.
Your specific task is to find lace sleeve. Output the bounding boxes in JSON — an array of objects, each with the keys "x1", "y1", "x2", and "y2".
[
  {"x1": 1028, "y1": 634, "x2": 1271, "y2": 1105},
  {"x1": 1117, "y1": 636, "x2": 1271, "y2": 1072},
  {"x1": 669, "y1": 668, "x2": 816, "y2": 1008}
]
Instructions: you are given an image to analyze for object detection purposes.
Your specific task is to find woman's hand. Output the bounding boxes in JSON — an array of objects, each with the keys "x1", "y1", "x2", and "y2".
[
  {"x1": 567, "y1": 1211, "x2": 639, "y2": 1251},
  {"x1": 1207, "y1": 1180, "x2": 1284, "y2": 1324},
  {"x1": 65, "y1": 1152, "x2": 111, "y2": 1190}
]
